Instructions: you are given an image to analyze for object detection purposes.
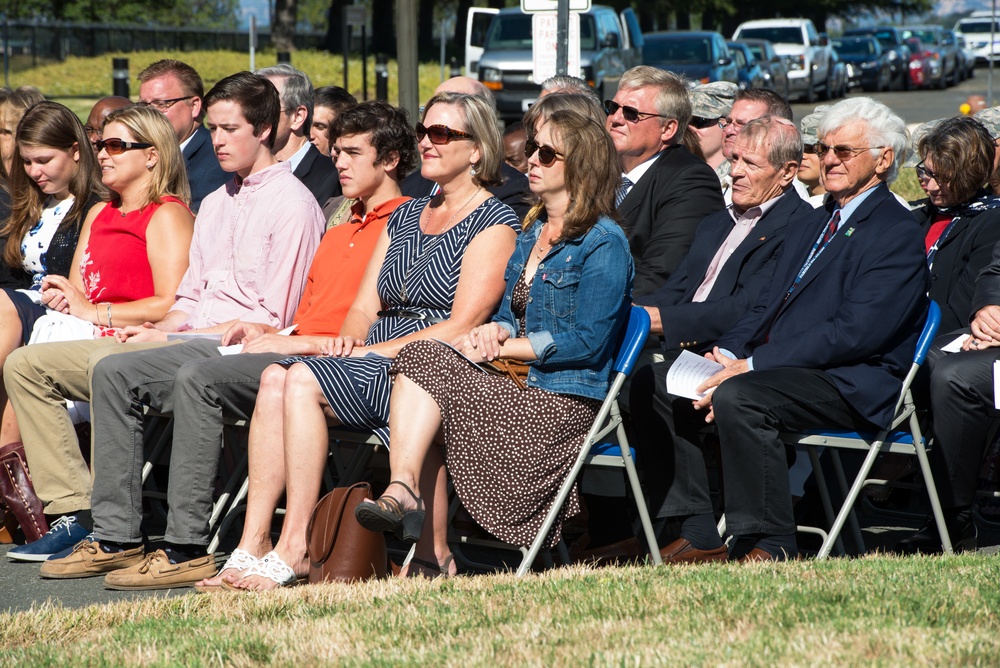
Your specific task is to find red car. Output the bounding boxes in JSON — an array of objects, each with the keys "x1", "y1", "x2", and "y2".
[{"x1": 905, "y1": 36, "x2": 932, "y2": 88}]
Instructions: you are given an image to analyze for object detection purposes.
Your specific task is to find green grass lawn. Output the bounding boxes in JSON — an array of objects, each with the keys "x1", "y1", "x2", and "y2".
[{"x1": 2, "y1": 556, "x2": 999, "y2": 665}]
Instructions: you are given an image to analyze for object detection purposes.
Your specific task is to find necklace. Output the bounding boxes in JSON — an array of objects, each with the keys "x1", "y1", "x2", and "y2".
[
  {"x1": 533, "y1": 227, "x2": 552, "y2": 261},
  {"x1": 400, "y1": 187, "x2": 482, "y2": 304}
]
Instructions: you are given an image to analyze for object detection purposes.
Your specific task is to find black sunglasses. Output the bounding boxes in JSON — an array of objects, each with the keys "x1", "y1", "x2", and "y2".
[
  {"x1": 95, "y1": 138, "x2": 153, "y2": 155},
  {"x1": 689, "y1": 116, "x2": 721, "y2": 130},
  {"x1": 802, "y1": 143, "x2": 817, "y2": 155},
  {"x1": 603, "y1": 99, "x2": 668, "y2": 123},
  {"x1": 524, "y1": 139, "x2": 564, "y2": 167},
  {"x1": 415, "y1": 123, "x2": 475, "y2": 145}
]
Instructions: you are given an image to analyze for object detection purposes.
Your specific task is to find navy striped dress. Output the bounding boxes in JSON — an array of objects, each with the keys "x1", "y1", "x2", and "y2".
[{"x1": 287, "y1": 195, "x2": 519, "y2": 446}]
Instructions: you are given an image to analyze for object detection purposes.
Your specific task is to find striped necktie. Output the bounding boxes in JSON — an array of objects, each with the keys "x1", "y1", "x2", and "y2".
[{"x1": 616, "y1": 175, "x2": 633, "y2": 208}]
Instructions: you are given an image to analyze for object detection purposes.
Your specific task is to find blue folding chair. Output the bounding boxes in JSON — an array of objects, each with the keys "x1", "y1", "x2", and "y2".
[
  {"x1": 780, "y1": 301, "x2": 946, "y2": 559},
  {"x1": 516, "y1": 306, "x2": 663, "y2": 575}
]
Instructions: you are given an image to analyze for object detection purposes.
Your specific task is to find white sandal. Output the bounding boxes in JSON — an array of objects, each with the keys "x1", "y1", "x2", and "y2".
[
  {"x1": 193, "y1": 548, "x2": 258, "y2": 593},
  {"x1": 222, "y1": 550, "x2": 305, "y2": 590}
]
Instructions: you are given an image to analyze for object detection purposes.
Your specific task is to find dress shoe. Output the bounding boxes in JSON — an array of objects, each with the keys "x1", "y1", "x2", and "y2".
[
  {"x1": 105, "y1": 551, "x2": 218, "y2": 590},
  {"x1": 573, "y1": 537, "x2": 643, "y2": 566},
  {"x1": 39, "y1": 539, "x2": 144, "y2": 578},
  {"x1": 658, "y1": 537, "x2": 728, "y2": 564},
  {"x1": 738, "y1": 548, "x2": 781, "y2": 563},
  {"x1": 896, "y1": 514, "x2": 977, "y2": 555}
]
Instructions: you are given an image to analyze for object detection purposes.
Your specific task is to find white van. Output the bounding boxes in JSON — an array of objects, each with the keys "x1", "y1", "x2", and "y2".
[{"x1": 954, "y1": 12, "x2": 1000, "y2": 63}]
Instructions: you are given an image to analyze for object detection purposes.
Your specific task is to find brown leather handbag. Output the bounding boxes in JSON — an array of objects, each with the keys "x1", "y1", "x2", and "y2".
[
  {"x1": 306, "y1": 482, "x2": 388, "y2": 583},
  {"x1": 481, "y1": 359, "x2": 531, "y2": 389},
  {"x1": 0, "y1": 441, "x2": 49, "y2": 542}
]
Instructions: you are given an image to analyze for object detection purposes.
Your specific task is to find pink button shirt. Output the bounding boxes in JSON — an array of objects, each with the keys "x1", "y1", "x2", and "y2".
[{"x1": 172, "y1": 162, "x2": 324, "y2": 328}]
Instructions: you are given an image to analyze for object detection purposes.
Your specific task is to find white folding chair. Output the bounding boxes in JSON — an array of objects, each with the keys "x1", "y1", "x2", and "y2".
[
  {"x1": 515, "y1": 306, "x2": 663, "y2": 575},
  {"x1": 780, "y1": 300, "x2": 946, "y2": 559}
]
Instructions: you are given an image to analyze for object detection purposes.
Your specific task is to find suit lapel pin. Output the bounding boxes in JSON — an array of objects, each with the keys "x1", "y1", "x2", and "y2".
[
  {"x1": 759, "y1": 236, "x2": 766, "y2": 241},
  {"x1": 845, "y1": 227, "x2": 855, "y2": 237}
]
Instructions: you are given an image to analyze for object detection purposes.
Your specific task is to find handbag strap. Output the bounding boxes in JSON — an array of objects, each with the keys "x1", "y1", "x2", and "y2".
[{"x1": 307, "y1": 482, "x2": 371, "y2": 563}]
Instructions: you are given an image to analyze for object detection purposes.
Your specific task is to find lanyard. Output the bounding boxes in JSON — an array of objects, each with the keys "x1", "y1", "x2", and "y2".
[{"x1": 784, "y1": 211, "x2": 841, "y2": 302}]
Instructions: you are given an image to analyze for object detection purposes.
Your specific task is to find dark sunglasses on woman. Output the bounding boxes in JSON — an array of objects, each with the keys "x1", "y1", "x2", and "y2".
[
  {"x1": 95, "y1": 138, "x2": 153, "y2": 155},
  {"x1": 524, "y1": 139, "x2": 564, "y2": 167},
  {"x1": 415, "y1": 123, "x2": 475, "y2": 145}
]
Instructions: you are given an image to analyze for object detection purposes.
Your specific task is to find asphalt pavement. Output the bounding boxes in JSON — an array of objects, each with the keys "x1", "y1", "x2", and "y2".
[{"x1": 791, "y1": 70, "x2": 1000, "y2": 125}]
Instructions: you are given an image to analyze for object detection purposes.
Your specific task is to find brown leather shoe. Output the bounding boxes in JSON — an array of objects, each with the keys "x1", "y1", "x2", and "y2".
[
  {"x1": 573, "y1": 537, "x2": 643, "y2": 566},
  {"x1": 659, "y1": 537, "x2": 728, "y2": 564},
  {"x1": 737, "y1": 547, "x2": 777, "y2": 563}
]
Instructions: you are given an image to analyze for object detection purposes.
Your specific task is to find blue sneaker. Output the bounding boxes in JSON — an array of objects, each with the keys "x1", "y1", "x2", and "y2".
[{"x1": 7, "y1": 516, "x2": 89, "y2": 562}]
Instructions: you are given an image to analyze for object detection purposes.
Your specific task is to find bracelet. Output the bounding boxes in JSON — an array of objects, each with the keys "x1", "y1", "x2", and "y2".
[{"x1": 106, "y1": 303, "x2": 113, "y2": 329}]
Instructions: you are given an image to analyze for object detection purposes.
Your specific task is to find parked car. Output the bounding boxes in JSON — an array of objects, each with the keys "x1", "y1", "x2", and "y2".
[
  {"x1": 954, "y1": 12, "x2": 1000, "y2": 64},
  {"x1": 476, "y1": 6, "x2": 642, "y2": 124},
  {"x1": 951, "y1": 31, "x2": 976, "y2": 79},
  {"x1": 739, "y1": 38, "x2": 789, "y2": 98},
  {"x1": 833, "y1": 36, "x2": 893, "y2": 92},
  {"x1": 904, "y1": 36, "x2": 933, "y2": 89},
  {"x1": 732, "y1": 18, "x2": 834, "y2": 103},
  {"x1": 842, "y1": 26, "x2": 912, "y2": 90},
  {"x1": 827, "y1": 47, "x2": 848, "y2": 99},
  {"x1": 642, "y1": 31, "x2": 738, "y2": 84},
  {"x1": 902, "y1": 25, "x2": 960, "y2": 87},
  {"x1": 727, "y1": 41, "x2": 766, "y2": 90}
]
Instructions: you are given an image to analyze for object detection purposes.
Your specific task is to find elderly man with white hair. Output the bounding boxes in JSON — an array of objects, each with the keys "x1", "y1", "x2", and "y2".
[{"x1": 643, "y1": 97, "x2": 930, "y2": 563}]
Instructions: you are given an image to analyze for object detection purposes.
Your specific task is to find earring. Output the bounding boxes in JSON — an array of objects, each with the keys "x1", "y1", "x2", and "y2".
[
  {"x1": 146, "y1": 163, "x2": 154, "y2": 170},
  {"x1": 470, "y1": 164, "x2": 477, "y2": 176}
]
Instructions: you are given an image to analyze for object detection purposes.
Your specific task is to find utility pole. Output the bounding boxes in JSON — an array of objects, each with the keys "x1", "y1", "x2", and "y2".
[{"x1": 397, "y1": 0, "x2": 419, "y2": 122}]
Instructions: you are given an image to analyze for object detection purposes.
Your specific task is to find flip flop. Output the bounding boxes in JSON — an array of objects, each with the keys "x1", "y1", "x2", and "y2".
[
  {"x1": 194, "y1": 548, "x2": 258, "y2": 594},
  {"x1": 220, "y1": 550, "x2": 306, "y2": 591}
]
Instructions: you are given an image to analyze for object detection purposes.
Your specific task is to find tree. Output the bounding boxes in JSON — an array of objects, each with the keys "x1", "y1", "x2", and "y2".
[
  {"x1": 4, "y1": 0, "x2": 239, "y2": 29},
  {"x1": 273, "y1": 0, "x2": 298, "y2": 52}
]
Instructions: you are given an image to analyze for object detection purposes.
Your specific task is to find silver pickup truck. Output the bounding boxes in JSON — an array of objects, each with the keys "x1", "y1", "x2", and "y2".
[
  {"x1": 732, "y1": 18, "x2": 833, "y2": 102},
  {"x1": 476, "y1": 6, "x2": 642, "y2": 125}
]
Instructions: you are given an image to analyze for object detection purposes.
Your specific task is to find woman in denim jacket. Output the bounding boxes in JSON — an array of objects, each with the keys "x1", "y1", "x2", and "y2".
[{"x1": 356, "y1": 108, "x2": 634, "y2": 577}]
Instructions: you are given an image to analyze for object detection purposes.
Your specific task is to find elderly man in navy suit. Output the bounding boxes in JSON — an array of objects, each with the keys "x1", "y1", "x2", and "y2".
[
  {"x1": 665, "y1": 97, "x2": 928, "y2": 563},
  {"x1": 137, "y1": 60, "x2": 229, "y2": 213}
]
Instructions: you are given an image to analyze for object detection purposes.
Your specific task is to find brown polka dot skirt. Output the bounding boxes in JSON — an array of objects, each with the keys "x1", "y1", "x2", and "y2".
[{"x1": 391, "y1": 339, "x2": 599, "y2": 548}]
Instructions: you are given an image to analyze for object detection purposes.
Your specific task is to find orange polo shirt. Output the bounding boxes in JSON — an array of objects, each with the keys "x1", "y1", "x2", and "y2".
[{"x1": 293, "y1": 196, "x2": 410, "y2": 336}]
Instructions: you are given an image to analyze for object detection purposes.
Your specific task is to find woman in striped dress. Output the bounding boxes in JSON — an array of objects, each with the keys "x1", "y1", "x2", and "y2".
[{"x1": 208, "y1": 92, "x2": 520, "y2": 590}]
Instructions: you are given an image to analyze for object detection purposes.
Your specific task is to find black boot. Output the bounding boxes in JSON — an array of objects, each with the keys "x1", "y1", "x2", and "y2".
[{"x1": 896, "y1": 510, "x2": 977, "y2": 555}]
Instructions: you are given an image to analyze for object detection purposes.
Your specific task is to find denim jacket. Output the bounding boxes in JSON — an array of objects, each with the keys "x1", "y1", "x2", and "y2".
[{"x1": 494, "y1": 215, "x2": 634, "y2": 401}]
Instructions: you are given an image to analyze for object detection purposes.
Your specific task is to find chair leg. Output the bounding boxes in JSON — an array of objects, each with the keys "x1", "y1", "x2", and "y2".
[
  {"x1": 914, "y1": 435, "x2": 953, "y2": 554},
  {"x1": 808, "y1": 446, "x2": 847, "y2": 556},
  {"x1": 816, "y1": 437, "x2": 886, "y2": 559},
  {"x1": 207, "y1": 475, "x2": 249, "y2": 554},
  {"x1": 619, "y1": 438, "x2": 662, "y2": 565},
  {"x1": 830, "y1": 449, "x2": 866, "y2": 554}
]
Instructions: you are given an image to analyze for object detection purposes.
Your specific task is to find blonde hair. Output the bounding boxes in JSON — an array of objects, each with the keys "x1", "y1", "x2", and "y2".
[
  {"x1": 422, "y1": 92, "x2": 503, "y2": 187},
  {"x1": 103, "y1": 105, "x2": 191, "y2": 207}
]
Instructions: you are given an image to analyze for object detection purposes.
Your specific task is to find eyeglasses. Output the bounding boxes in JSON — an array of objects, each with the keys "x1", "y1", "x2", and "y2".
[
  {"x1": 815, "y1": 143, "x2": 886, "y2": 160},
  {"x1": 415, "y1": 123, "x2": 475, "y2": 144},
  {"x1": 137, "y1": 96, "x2": 194, "y2": 111},
  {"x1": 524, "y1": 139, "x2": 564, "y2": 167},
  {"x1": 603, "y1": 99, "x2": 668, "y2": 123},
  {"x1": 95, "y1": 138, "x2": 154, "y2": 155},
  {"x1": 802, "y1": 143, "x2": 817, "y2": 155},
  {"x1": 915, "y1": 160, "x2": 940, "y2": 182},
  {"x1": 690, "y1": 116, "x2": 721, "y2": 130}
]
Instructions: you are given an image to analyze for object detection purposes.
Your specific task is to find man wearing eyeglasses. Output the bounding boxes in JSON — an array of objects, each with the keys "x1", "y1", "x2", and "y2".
[
  {"x1": 137, "y1": 59, "x2": 229, "y2": 213},
  {"x1": 255, "y1": 64, "x2": 339, "y2": 206},
  {"x1": 605, "y1": 66, "x2": 723, "y2": 298},
  {"x1": 652, "y1": 97, "x2": 928, "y2": 563}
]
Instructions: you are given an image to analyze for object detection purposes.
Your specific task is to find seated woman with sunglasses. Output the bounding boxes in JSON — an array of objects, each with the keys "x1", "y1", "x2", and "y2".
[
  {"x1": 354, "y1": 110, "x2": 633, "y2": 578},
  {"x1": 0, "y1": 104, "x2": 193, "y2": 549},
  {"x1": 210, "y1": 91, "x2": 518, "y2": 590}
]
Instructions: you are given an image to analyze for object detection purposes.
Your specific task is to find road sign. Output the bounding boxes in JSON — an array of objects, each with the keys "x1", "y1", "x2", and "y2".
[
  {"x1": 521, "y1": 0, "x2": 591, "y2": 12},
  {"x1": 532, "y1": 12, "x2": 580, "y2": 83},
  {"x1": 344, "y1": 5, "x2": 366, "y2": 28}
]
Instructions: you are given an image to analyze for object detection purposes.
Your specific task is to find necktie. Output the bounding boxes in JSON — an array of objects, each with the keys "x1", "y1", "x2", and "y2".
[
  {"x1": 616, "y1": 175, "x2": 633, "y2": 208},
  {"x1": 820, "y1": 209, "x2": 841, "y2": 245}
]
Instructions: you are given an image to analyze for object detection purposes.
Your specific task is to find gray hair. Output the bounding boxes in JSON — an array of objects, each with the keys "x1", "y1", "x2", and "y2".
[
  {"x1": 541, "y1": 75, "x2": 597, "y2": 99},
  {"x1": 618, "y1": 66, "x2": 692, "y2": 133},
  {"x1": 740, "y1": 116, "x2": 803, "y2": 170},
  {"x1": 817, "y1": 97, "x2": 908, "y2": 184},
  {"x1": 255, "y1": 63, "x2": 315, "y2": 132}
]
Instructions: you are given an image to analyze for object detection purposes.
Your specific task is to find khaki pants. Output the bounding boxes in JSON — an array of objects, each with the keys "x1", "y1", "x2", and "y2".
[{"x1": 4, "y1": 338, "x2": 173, "y2": 515}]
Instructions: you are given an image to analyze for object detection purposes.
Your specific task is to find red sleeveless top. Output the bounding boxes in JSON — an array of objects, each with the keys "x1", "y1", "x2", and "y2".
[{"x1": 80, "y1": 196, "x2": 188, "y2": 304}]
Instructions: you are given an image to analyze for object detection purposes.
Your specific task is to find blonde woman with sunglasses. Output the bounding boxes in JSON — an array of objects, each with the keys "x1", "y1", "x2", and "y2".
[{"x1": 1, "y1": 104, "x2": 193, "y2": 553}]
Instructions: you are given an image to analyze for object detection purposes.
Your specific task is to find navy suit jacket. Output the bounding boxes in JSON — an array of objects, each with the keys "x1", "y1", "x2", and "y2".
[
  {"x1": 401, "y1": 162, "x2": 530, "y2": 221},
  {"x1": 637, "y1": 189, "x2": 810, "y2": 354},
  {"x1": 293, "y1": 142, "x2": 340, "y2": 205},
  {"x1": 716, "y1": 184, "x2": 930, "y2": 429},
  {"x1": 619, "y1": 144, "x2": 726, "y2": 298},
  {"x1": 183, "y1": 126, "x2": 230, "y2": 214}
]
